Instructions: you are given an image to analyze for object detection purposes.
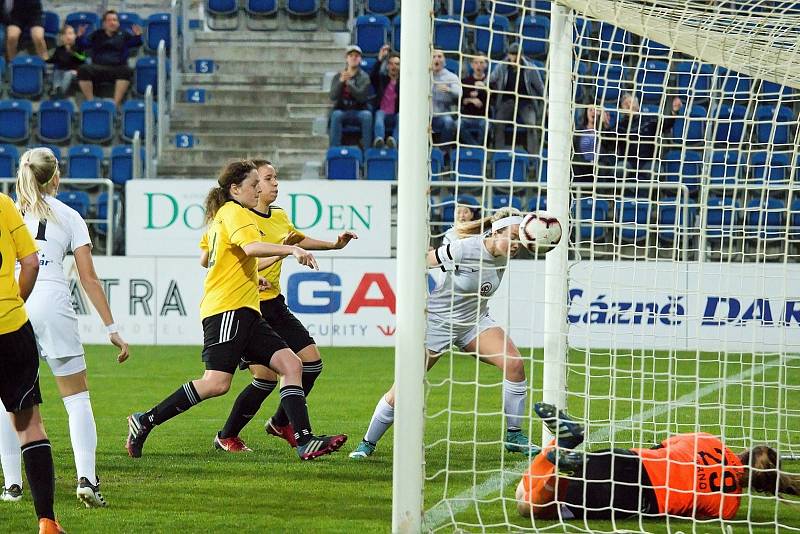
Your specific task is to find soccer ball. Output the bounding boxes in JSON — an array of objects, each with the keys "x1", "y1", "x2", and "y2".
[{"x1": 519, "y1": 211, "x2": 562, "y2": 254}]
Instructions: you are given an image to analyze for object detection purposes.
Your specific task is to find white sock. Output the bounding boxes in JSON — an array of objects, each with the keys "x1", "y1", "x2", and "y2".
[
  {"x1": 63, "y1": 391, "x2": 97, "y2": 483},
  {"x1": 364, "y1": 396, "x2": 395, "y2": 445},
  {"x1": 0, "y1": 412, "x2": 22, "y2": 488},
  {"x1": 503, "y1": 379, "x2": 528, "y2": 432}
]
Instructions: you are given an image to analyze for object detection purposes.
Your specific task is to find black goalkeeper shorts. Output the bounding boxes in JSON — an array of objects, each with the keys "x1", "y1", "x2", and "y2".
[{"x1": 0, "y1": 321, "x2": 43, "y2": 413}]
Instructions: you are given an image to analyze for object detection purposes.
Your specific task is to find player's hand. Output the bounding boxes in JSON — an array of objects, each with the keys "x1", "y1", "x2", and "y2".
[
  {"x1": 110, "y1": 332, "x2": 130, "y2": 363},
  {"x1": 258, "y1": 276, "x2": 272, "y2": 291},
  {"x1": 131, "y1": 24, "x2": 143, "y2": 36},
  {"x1": 292, "y1": 246, "x2": 319, "y2": 270},
  {"x1": 334, "y1": 231, "x2": 359, "y2": 249}
]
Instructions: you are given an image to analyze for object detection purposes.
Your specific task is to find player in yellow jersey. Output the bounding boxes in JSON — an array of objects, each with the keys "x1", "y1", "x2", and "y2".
[
  {"x1": 213, "y1": 159, "x2": 357, "y2": 452},
  {"x1": 126, "y1": 160, "x2": 347, "y2": 461},
  {"x1": 0, "y1": 188, "x2": 65, "y2": 534}
]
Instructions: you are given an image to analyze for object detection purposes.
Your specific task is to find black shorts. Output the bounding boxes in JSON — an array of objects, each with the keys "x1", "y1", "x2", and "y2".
[
  {"x1": 0, "y1": 321, "x2": 43, "y2": 413},
  {"x1": 238, "y1": 296, "x2": 315, "y2": 370},
  {"x1": 7, "y1": 2, "x2": 44, "y2": 30},
  {"x1": 201, "y1": 308, "x2": 289, "y2": 374},
  {"x1": 77, "y1": 63, "x2": 134, "y2": 83},
  {"x1": 564, "y1": 449, "x2": 659, "y2": 519}
]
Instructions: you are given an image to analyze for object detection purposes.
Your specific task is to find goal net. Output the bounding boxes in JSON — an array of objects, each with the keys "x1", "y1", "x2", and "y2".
[{"x1": 416, "y1": 0, "x2": 800, "y2": 532}]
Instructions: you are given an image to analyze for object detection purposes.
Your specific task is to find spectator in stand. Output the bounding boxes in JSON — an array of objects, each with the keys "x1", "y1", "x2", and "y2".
[
  {"x1": 490, "y1": 42, "x2": 544, "y2": 154},
  {"x1": 573, "y1": 106, "x2": 617, "y2": 183},
  {"x1": 460, "y1": 55, "x2": 489, "y2": 146},
  {"x1": 329, "y1": 45, "x2": 373, "y2": 149},
  {"x1": 616, "y1": 93, "x2": 682, "y2": 173},
  {"x1": 76, "y1": 10, "x2": 142, "y2": 107},
  {"x1": 431, "y1": 49, "x2": 461, "y2": 146},
  {"x1": 371, "y1": 45, "x2": 400, "y2": 149},
  {"x1": 47, "y1": 25, "x2": 86, "y2": 98},
  {"x1": 3, "y1": 0, "x2": 48, "y2": 60}
]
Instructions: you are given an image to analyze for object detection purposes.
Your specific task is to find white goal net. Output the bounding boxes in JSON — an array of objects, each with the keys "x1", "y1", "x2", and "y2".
[{"x1": 410, "y1": 0, "x2": 800, "y2": 532}]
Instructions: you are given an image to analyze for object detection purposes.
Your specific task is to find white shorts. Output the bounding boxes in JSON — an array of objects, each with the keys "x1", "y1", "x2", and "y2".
[
  {"x1": 26, "y1": 287, "x2": 84, "y2": 361},
  {"x1": 44, "y1": 354, "x2": 87, "y2": 377},
  {"x1": 425, "y1": 313, "x2": 497, "y2": 354}
]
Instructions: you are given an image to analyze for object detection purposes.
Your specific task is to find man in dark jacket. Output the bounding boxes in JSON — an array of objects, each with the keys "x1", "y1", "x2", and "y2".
[
  {"x1": 370, "y1": 45, "x2": 399, "y2": 148},
  {"x1": 329, "y1": 45, "x2": 373, "y2": 148},
  {"x1": 77, "y1": 10, "x2": 142, "y2": 107},
  {"x1": 616, "y1": 94, "x2": 682, "y2": 174}
]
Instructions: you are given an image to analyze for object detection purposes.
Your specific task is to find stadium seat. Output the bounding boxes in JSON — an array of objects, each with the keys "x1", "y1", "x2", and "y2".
[
  {"x1": 67, "y1": 145, "x2": 104, "y2": 179},
  {"x1": 444, "y1": 58, "x2": 462, "y2": 77},
  {"x1": 145, "y1": 13, "x2": 171, "y2": 52},
  {"x1": 285, "y1": 0, "x2": 319, "y2": 16},
  {"x1": 365, "y1": 148, "x2": 398, "y2": 180},
  {"x1": 122, "y1": 100, "x2": 156, "y2": 142},
  {"x1": 0, "y1": 145, "x2": 19, "y2": 178},
  {"x1": 662, "y1": 150, "x2": 703, "y2": 194},
  {"x1": 246, "y1": 0, "x2": 280, "y2": 30},
  {"x1": 759, "y1": 80, "x2": 795, "y2": 102},
  {"x1": 749, "y1": 151, "x2": 791, "y2": 185},
  {"x1": 709, "y1": 150, "x2": 739, "y2": 187},
  {"x1": 595, "y1": 60, "x2": 628, "y2": 103},
  {"x1": 110, "y1": 144, "x2": 144, "y2": 185},
  {"x1": 450, "y1": 0, "x2": 480, "y2": 17},
  {"x1": 0, "y1": 100, "x2": 33, "y2": 143},
  {"x1": 657, "y1": 197, "x2": 697, "y2": 244},
  {"x1": 56, "y1": 191, "x2": 91, "y2": 217},
  {"x1": 65, "y1": 12, "x2": 100, "y2": 34},
  {"x1": 37, "y1": 100, "x2": 75, "y2": 144},
  {"x1": 134, "y1": 57, "x2": 158, "y2": 96},
  {"x1": 95, "y1": 191, "x2": 113, "y2": 237},
  {"x1": 326, "y1": 146, "x2": 362, "y2": 179},
  {"x1": 673, "y1": 61, "x2": 713, "y2": 100},
  {"x1": 790, "y1": 198, "x2": 800, "y2": 241},
  {"x1": 573, "y1": 198, "x2": 610, "y2": 240},
  {"x1": 455, "y1": 147, "x2": 485, "y2": 182},
  {"x1": 719, "y1": 71, "x2": 752, "y2": 101},
  {"x1": 355, "y1": 15, "x2": 390, "y2": 56},
  {"x1": 430, "y1": 147, "x2": 445, "y2": 178},
  {"x1": 493, "y1": 2, "x2": 518, "y2": 17},
  {"x1": 492, "y1": 149, "x2": 530, "y2": 182},
  {"x1": 207, "y1": 0, "x2": 239, "y2": 16},
  {"x1": 392, "y1": 15, "x2": 401, "y2": 51},
  {"x1": 80, "y1": 100, "x2": 116, "y2": 143},
  {"x1": 745, "y1": 197, "x2": 786, "y2": 240},
  {"x1": 520, "y1": 15, "x2": 549, "y2": 58},
  {"x1": 527, "y1": 194, "x2": 547, "y2": 212},
  {"x1": 714, "y1": 104, "x2": 747, "y2": 144},
  {"x1": 671, "y1": 104, "x2": 708, "y2": 144},
  {"x1": 118, "y1": 12, "x2": 144, "y2": 34},
  {"x1": 42, "y1": 11, "x2": 60, "y2": 43},
  {"x1": 10, "y1": 55, "x2": 46, "y2": 98},
  {"x1": 366, "y1": 0, "x2": 398, "y2": 16},
  {"x1": 706, "y1": 195, "x2": 740, "y2": 240},
  {"x1": 573, "y1": 17, "x2": 593, "y2": 50},
  {"x1": 474, "y1": 14, "x2": 510, "y2": 58},
  {"x1": 755, "y1": 105, "x2": 794, "y2": 145},
  {"x1": 491, "y1": 194, "x2": 523, "y2": 211},
  {"x1": 641, "y1": 38, "x2": 670, "y2": 57},
  {"x1": 325, "y1": 0, "x2": 350, "y2": 18},
  {"x1": 635, "y1": 60, "x2": 669, "y2": 104},
  {"x1": 594, "y1": 22, "x2": 631, "y2": 56},
  {"x1": 617, "y1": 200, "x2": 651, "y2": 243}
]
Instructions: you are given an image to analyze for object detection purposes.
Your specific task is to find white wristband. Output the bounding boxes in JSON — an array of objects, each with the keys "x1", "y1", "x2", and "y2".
[{"x1": 105, "y1": 323, "x2": 119, "y2": 335}]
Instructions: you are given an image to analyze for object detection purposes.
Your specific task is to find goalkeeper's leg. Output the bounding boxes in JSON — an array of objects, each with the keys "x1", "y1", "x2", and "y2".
[{"x1": 517, "y1": 439, "x2": 568, "y2": 519}]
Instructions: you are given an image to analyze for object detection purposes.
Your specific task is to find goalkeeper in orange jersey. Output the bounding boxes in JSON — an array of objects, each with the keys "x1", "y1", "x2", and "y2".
[{"x1": 517, "y1": 403, "x2": 799, "y2": 521}]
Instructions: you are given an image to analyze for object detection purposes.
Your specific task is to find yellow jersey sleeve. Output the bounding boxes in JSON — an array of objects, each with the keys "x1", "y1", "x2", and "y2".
[
  {"x1": 8, "y1": 202, "x2": 37, "y2": 260},
  {"x1": 0, "y1": 194, "x2": 35, "y2": 334},
  {"x1": 199, "y1": 230, "x2": 209, "y2": 252}
]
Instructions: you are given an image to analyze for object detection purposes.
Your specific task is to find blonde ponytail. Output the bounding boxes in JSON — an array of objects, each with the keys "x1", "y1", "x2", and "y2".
[
  {"x1": 16, "y1": 147, "x2": 59, "y2": 222},
  {"x1": 456, "y1": 206, "x2": 521, "y2": 238}
]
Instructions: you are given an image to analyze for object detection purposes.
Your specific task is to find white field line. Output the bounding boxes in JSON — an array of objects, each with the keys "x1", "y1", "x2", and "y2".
[{"x1": 424, "y1": 354, "x2": 798, "y2": 530}]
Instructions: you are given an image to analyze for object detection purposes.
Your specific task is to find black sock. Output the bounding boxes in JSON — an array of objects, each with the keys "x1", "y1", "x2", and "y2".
[
  {"x1": 219, "y1": 378, "x2": 278, "y2": 439},
  {"x1": 279, "y1": 385, "x2": 312, "y2": 446},
  {"x1": 21, "y1": 439, "x2": 55, "y2": 521},
  {"x1": 144, "y1": 382, "x2": 201, "y2": 427},
  {"x1": 272, "y1": 359, "x2": 323, "y2": 427}
]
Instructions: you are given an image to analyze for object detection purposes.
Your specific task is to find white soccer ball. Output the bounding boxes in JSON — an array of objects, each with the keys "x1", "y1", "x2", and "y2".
[{"x1": 519, "y1": 211, "x2": 562, "y2": 254}]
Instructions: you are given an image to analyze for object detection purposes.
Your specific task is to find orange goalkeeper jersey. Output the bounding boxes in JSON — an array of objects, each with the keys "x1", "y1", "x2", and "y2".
[{"x1": 632, "y1": 432, "x2": 744, "y2": 519}]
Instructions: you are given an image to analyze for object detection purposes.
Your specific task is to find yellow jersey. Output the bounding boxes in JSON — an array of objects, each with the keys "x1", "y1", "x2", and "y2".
[
  {"x1": 251, "y1": 206, "x2": 305, "y2": 301},
  {"x1": 199, "y1": 200, "x2": 263, "y2": 319},
  {"x1": 0, "y1": 193, "x2": 37, "y2": 334}
]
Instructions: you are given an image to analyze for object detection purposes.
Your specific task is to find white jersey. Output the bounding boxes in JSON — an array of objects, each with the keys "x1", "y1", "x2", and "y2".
[
  {"x1": 22, "y1": 195, "x2": 92, "y2": 292},
  {"x1": 442, "y1": 225, "x2": 459, "y2": 245},
  {"x1": 427, "y1": 235, "x2": 506, "y2": 327}
]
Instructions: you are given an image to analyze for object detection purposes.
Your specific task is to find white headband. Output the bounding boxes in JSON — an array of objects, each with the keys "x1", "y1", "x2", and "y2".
[{"x1": 491, "y1": 215, "x2": 523, "y2": 233}]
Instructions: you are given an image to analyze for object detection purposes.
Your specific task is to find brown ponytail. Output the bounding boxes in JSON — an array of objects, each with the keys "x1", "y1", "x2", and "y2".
[
  {"x1": 739, "y1": 445, "x2": 800, "y2": 496},
  {"x1": 203, "y1": 159, "x2": 257, "y2": 224},
  {"x1": 456, "y1": 206, "x2": 521, "y2": 238}
]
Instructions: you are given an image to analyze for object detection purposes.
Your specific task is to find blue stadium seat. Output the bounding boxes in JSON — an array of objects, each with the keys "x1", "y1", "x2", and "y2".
[
  {"x1": 706, "y1": 195, "x2": 740, "y2": 240},
  {"x1": 450, "y1": 0, "x2": 480, "y2": 17},
  {"x1": 119, "y1": 12, "x2": 144, "y2": 34},
  {"x1": 710, "y1": 150, "x2": 739, "y2": 187},
  {"x1": 745, "y1": 197, "x2": 786, "y2": 240},
  {"x1": 641, "y1": 38, "x2": 670, "y2": 57},
  {"x1": 365, "y1": 147, "x2": 398, "y2": 180},
  {"x1": 37, "y1": 100, "x2": 75, "y2": 144},
  {"x1": 749, "y1": 151, "x2": 791, "y2": 185},
  {"x1": 439, "y1": 194, "x2": 480, "y2": 223},
  {"x1": 492, "y1": 149, "x2": 530, "y2": 181},
  {"x1": 720, "y1": 71, "x2": 752, "y2": 101},
  {"x1": 430, "y1": 147, "x2": 445, "y2": 178},
  {"x1": 714, "y1": 104, "x2": 747, "y2": 144},
  {"x1": 95, "y1": 191, "x2": 114, "y2": 236},
  {"x1": 355, "y1": 15, "x2": 390, "y2": 56},
  {"x1": 0, "y1": 100, "x2": 33, "y2": 143},
  {"x1": 434, "y1": 16, "x2": 463, "y2": 53},
  {"x1": 67, "y1": 145, "x2": 104, "y2": 178},
  {"x1": 134, "y1": 57, "x2": 164, "y2": 96},
  {"x1": 491, "y1": 194, "x2": 523, "y2": 211},
  {"x1": 391, "y1": 15, "x2": 401, "y2": 51},
  {"x1": 57, "y1": 191, "x2": 91, "y2": 217},
  {"x1": 520, "y1": 15, "x2": 549, "y2": 58},
  {"x1": 474, "y1": 14, "x2": 510, "y2": 58},
  {"x1": 527, "y1": 194, "x2": 547, "y2": 212},
  {"x1": 455, "y1": 147, "x2": 485, "y2": 182},
  {"x1": 662, "y1": 150, "x2": 703, "y2": 194},
  {"x1": 573, "y1": 198, "x2": 610, "y2": 240},
  {"x1": 635, "y1": 60, "x2": 669, "y2": 103},
  {"x1": 755, "y1": 105, "x2": 794, "y2": 145},
  {"x1": 657, "y1": 197, "x2": 697, "y2": 244},
  {"x1": 110, "y1": 144, "x2": 143, "y2": 185},
  {"x1": 573, "y1": 17, "x2": 593, "y2": 50},
  {"x1": 366, "y1": 0, "x2": 398, "y2": 16},
  {"x1": 247, "y1": 0, "x2": 279, "y2": 18},
  {"x1": 595, "y1": 61, "x2": 628, "y2": 103},
  {"x1": 616, "y1": 200, "x2": 651, "y2": 243},
  {"x1": 673, "y1": 61, "x2": 713, "y2": 100},
  {"x1": 325, "y1": 0, "x2": 350, "y2": 18},
  {"x1": 445, "y1": 58, "x2": 462, "y2": 77},
  {"x1": 145, "y1": 13, "x2": 171, "y2": 52},
  {"x1": 65, "y1": 12, "x2": 100, "y2": 34},
  {"x1": 360, "y1": 56, "x2": 377, "y2": 72},
  {"x1": 121, "y1": 100, "x2": 156, "y2": 142},
  {"x1": 492, "y1": 2, "x2": 518, "y2": 17},
  {"x1": 759, "y1": 80, "x2": 795, "y2": 102},
  {"x1": 42, "y1": 11, "x2": 60, "y2": 43},
  {"x1": 595, "y1": 22, "x2": 631, "y2": 56},
  {"x1": 10, "y1": 55, "x2": 46, "y2": 98},
  {"x1": 671, "y1": 104, "x2": 707, "y2": 144},
  {"x1": 790, "y1": 198, "x2": 800, "y2": 241},
  {"x1": 0, "y1": 145, "x2": 19, "y2": 178},
  {"x1": 285, "y1": 0, "x2": 319, "y2": 18},
  {"x1": 326, "y1": 146, "x2": 362, "y2": 179},
  {"x1": 80, "y1": 100, "x2": 116, "y2": 143},
  {"x1": 207, "y1": 0, "x2": 239, "y2": 16}
]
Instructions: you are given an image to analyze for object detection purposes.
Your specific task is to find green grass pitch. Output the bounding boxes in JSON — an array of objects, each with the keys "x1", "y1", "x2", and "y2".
[{"x1": 2, "y1": 346, "x2": 798, "y2": 533}]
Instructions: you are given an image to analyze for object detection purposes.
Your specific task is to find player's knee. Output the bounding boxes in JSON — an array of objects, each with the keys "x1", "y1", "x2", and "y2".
[
  {"x1": 506, "y1": 358, "x2": 526, "y2": 381},
  {"x1": 384, "y1": 390, "x2": 396, "y2": 407}
]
